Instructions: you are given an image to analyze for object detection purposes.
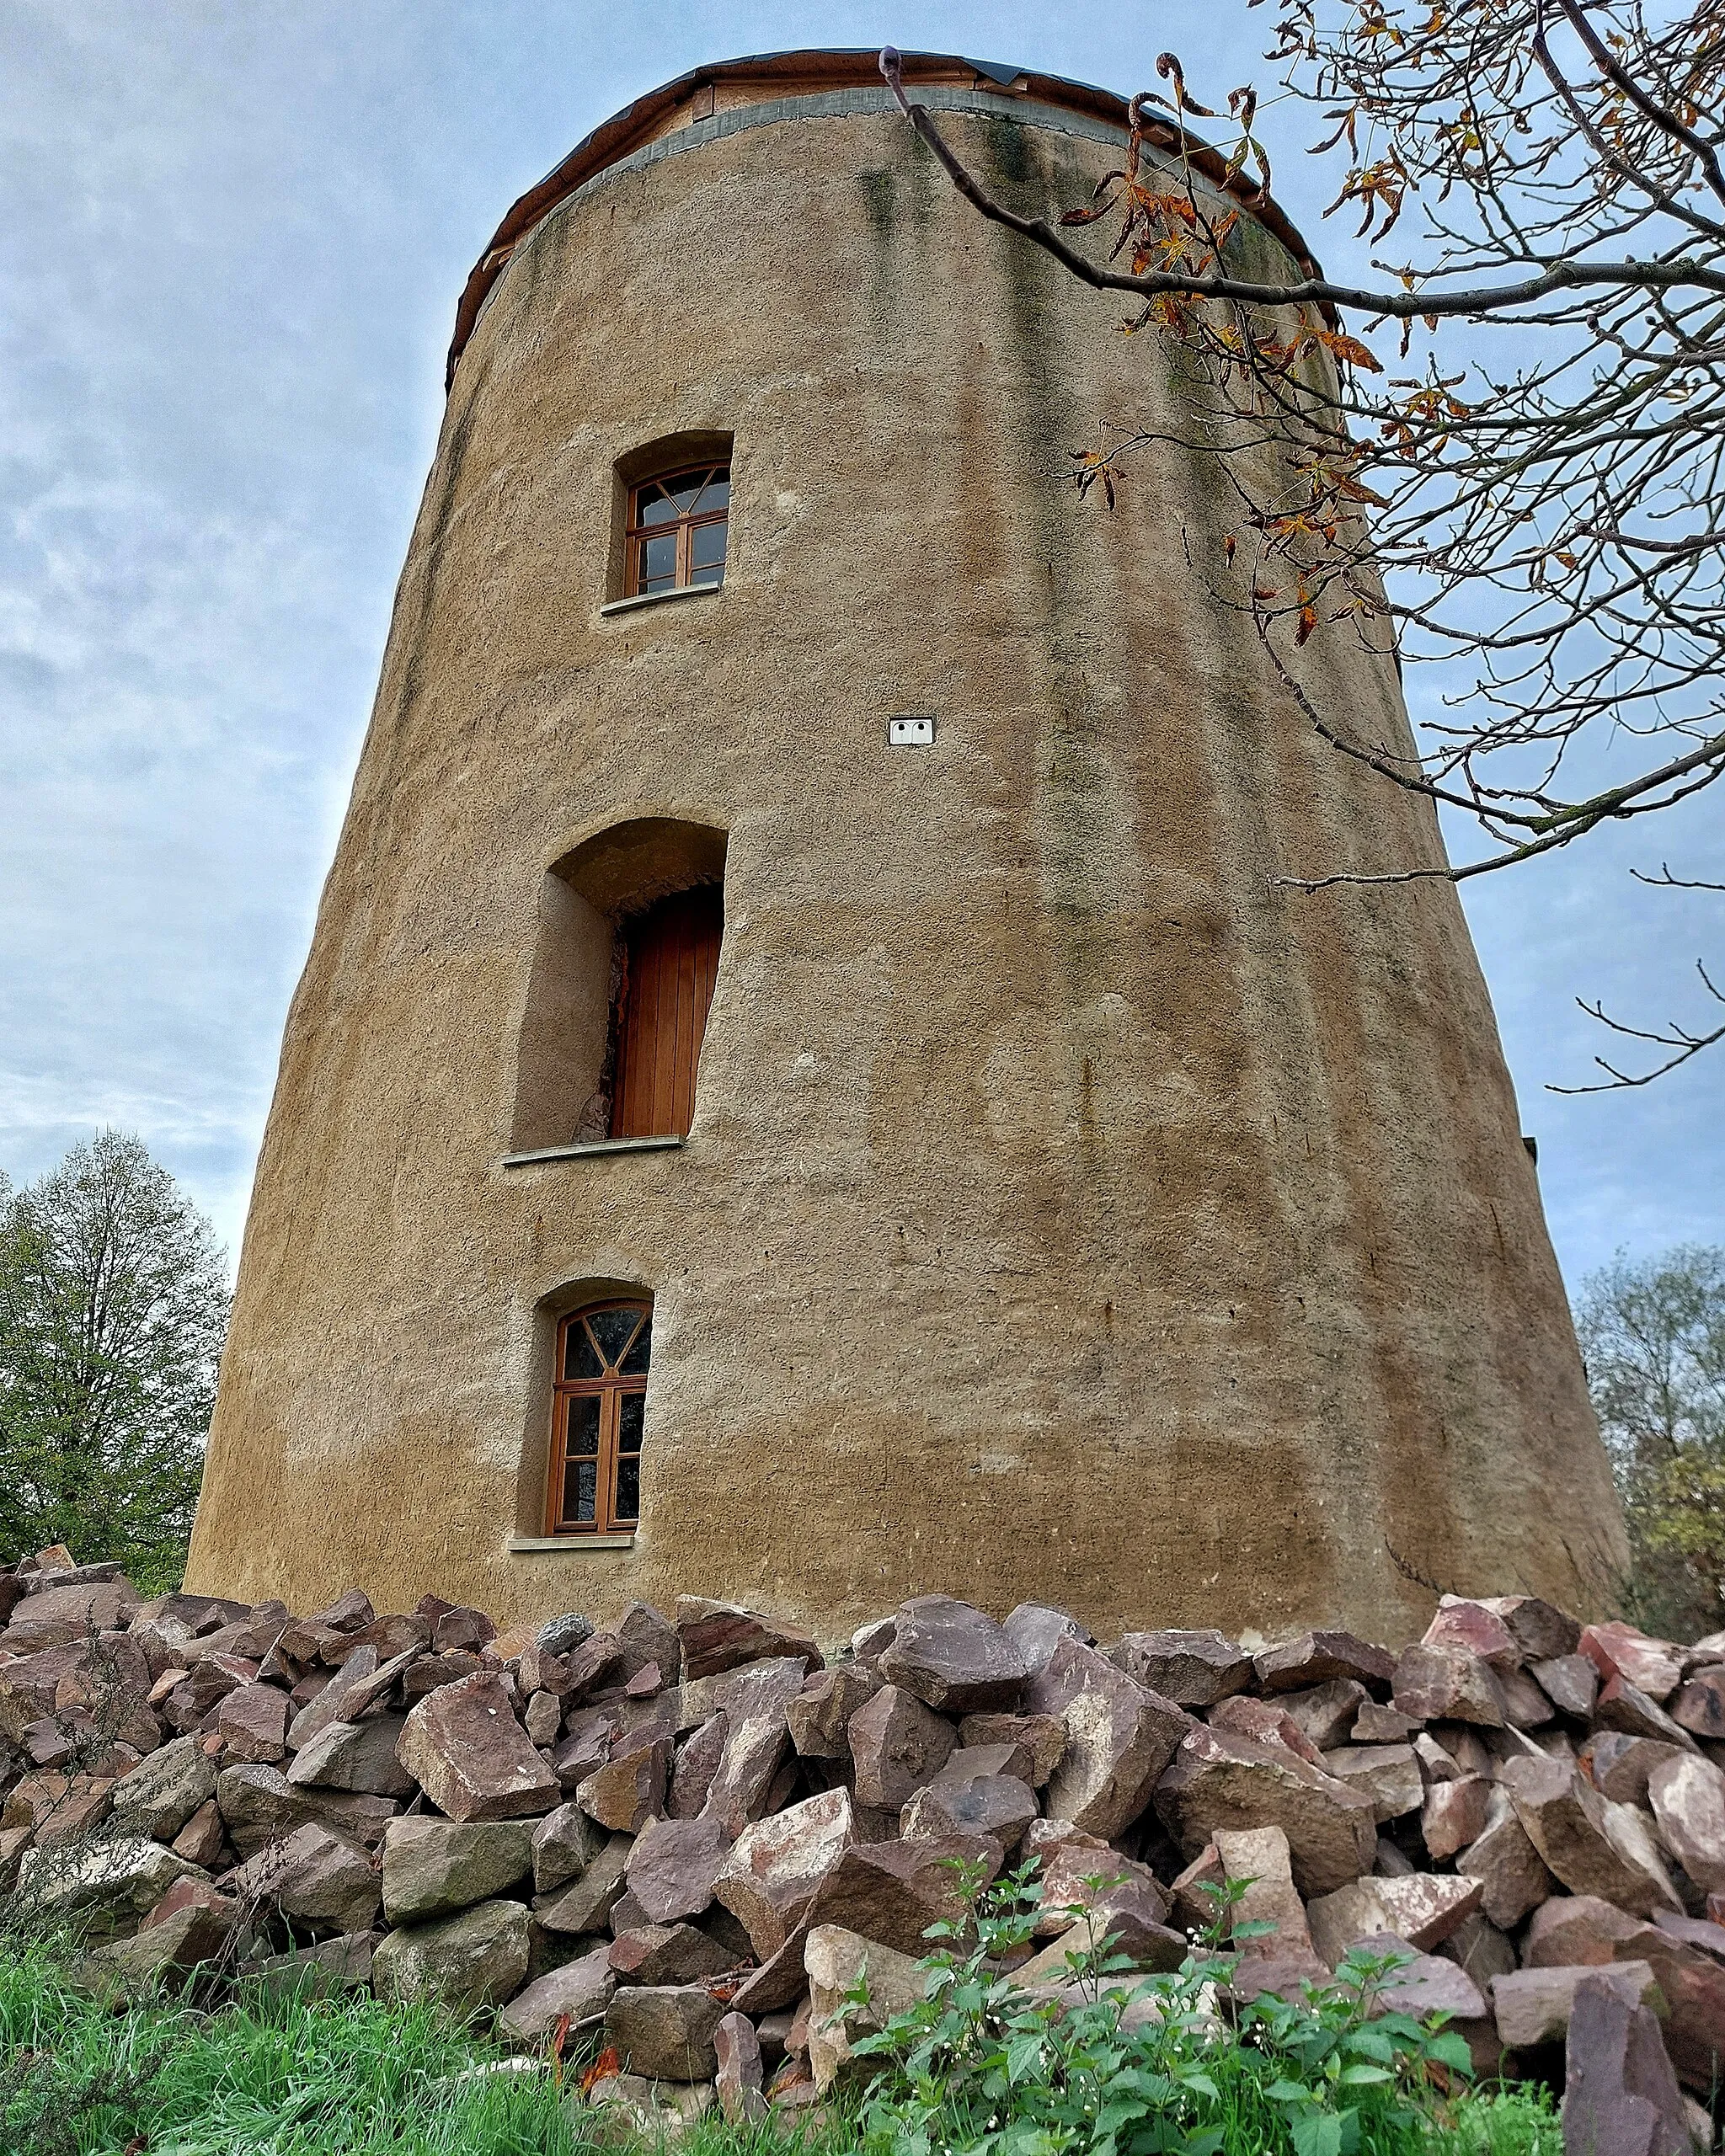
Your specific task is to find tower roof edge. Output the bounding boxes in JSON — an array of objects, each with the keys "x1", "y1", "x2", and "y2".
[{"x1": 444, "y1": 46, "x2": 1326, "y2": 391}]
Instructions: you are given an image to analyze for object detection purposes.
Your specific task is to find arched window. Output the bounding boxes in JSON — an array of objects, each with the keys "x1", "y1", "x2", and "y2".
[
  {"x1": 549, "y1": 1299, "x2": 650, "y2": 1534},
  {"x1": 611, "y1": 886, "x2": 722, "y2": 1139},
  {"x1": 625, "y1": 465, "x2": 729, "y2": 596}
]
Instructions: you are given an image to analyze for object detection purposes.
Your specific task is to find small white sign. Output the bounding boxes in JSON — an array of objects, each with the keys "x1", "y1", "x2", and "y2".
[{"x1": 888, "y1": 716, "x2": 935, "y2": 746}]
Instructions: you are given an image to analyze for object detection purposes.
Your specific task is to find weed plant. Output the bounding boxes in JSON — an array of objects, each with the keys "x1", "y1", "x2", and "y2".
[{"x1": 849, "y1": 1866, "x2": 1560, "y2": 2156}]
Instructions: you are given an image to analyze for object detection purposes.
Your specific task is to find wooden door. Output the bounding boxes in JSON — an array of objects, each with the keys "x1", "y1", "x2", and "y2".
[{"x1": 610, "y1": 886, "x2": 722, "y2": 1139}]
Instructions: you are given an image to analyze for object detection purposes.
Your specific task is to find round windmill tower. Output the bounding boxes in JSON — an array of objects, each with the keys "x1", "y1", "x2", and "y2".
[{"x1": 186, "y1": 49, "x2": 1626, "y2": 1641}]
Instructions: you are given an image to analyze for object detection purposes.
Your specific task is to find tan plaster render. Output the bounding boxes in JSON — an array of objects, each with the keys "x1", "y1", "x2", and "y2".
[{"x1": 186, "y1": 63, "x2": 1628, "y2": 1646}]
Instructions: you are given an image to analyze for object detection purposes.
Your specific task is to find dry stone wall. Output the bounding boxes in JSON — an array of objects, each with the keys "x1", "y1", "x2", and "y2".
[{"x1": 3, "y1": 1549, "x2": 1723, "y2": 2132}]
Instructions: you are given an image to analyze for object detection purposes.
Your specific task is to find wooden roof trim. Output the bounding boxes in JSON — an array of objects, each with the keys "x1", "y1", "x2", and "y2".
[{"x1": 444, "y1": 48, "x2": 1327, "y2": 389}]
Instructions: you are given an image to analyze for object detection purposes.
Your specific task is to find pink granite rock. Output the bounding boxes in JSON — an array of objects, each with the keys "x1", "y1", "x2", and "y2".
[{"x1": 396, "y1": 1672, "x2": 561, "y2": 1822}]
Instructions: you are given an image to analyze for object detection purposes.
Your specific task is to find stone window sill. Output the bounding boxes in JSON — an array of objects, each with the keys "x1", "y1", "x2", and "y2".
[
  {"x1": 507, "y1": 1534, "x2": 637, "y2": 1555},
  {"x1": 598, "y1": 583, "x2": 721, "y2": 619},
  {"x1": 501, "y1": 1136, "x2": 682, "y2": 1168}
]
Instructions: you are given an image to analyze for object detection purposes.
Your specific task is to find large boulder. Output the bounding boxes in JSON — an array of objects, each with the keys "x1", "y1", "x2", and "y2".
[
  {"x1": 713, "y1": 1787, "x2": 855, "y2": 1958},
  {"x1": 499, "y1": 1943, "x2": 615, "y2": 2041},
  {"x1": 1028, "y1": 1836, "x2": 1182, "y2": 1973},
  {"x1": 1001, "y1": 1603, "x2": 1091, "y2": 1678},
  {"x1": 1108, "y1": 1631, "x2": 1252, "y2": 1708},
  {"x1": 610, "y1": 1922, "x2": 736, "y2": 1986},
  {"x1": 1532, "y1": 1653, "x2": 1599, "y2": 1719},
  {"x1": 1319, "y1": 1744, "x2": 1422, "y2": 1822},
  {"x1": 1419, "y1": 1598, "x2": 1519, "y2": 1672},
  {"x1": 1562, "y1": 1971, "x2": 1691, "y2": 2156},
  {"x1": 1646, "y1": 1753, "x2": 1725, "y2": 1893},
  {"x1": 1253, "y1": 1632, "x2": 1394, "y2": 1695},
  {"x1": 1669, "y1": 1669, "x2": 1725, "y2": 1742},
  {"x1": 805, "y1": 1923, "x2": 926, "y2": 2093},
  {"x1": 674, "y1": 1598, "x2": 821, "y2": 1683},
  {"x1": 214, "y1": 1682, "x2": 290, "y2": 1764},
  {"x1": 372, "y1": 1897, "x2": 531, "y2": 2013},
  {"x1": 848, "y1": 1684, "x2": 958, "y2": 1810},
  {"x1": 80, "y1": 1891, "x2": 239, "y2": 1993},
  {"x1": 534, "y1": 1833, "x2": 633, "y2": 1935},
  {"x1": 227, "y1": 1822, "x2": 382, "y2": 1936},
  {"x1": 578, "y1": 1736, "x2": 672, "y2": 1833},
  {"x1": 1391, "y1": 1645, "x2": 1506, "y2": 1728},
  {"x1": 879, "y1": 1596, "x2": 1028, "y2": 1715},
  {"x1": 1155, "y1": 1724, "x2": 1377, "y2": 1897},
  {"x1": 380, "y1": 1817, "x2": 534, "y2": 1924},
  {"x1": 531, "y1": 1801, "x2": 608, "y2": 1894},
  {"x1": 803, "y1": 1834, "x2": 996, "y2": 1956},
  {"x1": 1272, "y1": 1681, "x2": 1367, "y2": 1753},
  {"x1": 626, "y1": 1813, "x2": 731, "y2": 1924},
  {"x1": 1501, "y1": 1755, "x2": 1682, "y2": 1917},
  {"x1": 3, "y1": 1580, "x2": 141, "y2": 1651},
  {"x1": 215, "y1": 1763, "x2": 394, "y2": 1858},
  {"x1": 786, "y1": 1667, "x2": 882, "y2": 1759},
  {"x1": 714, "y1": 2009, "x2": 768, "y2": 2123},
  {"x1": 1492, "y1": 1959, "x2": 1663, "y2": 2049},
  {"x1": 697, "y1": 1659, "x2": 806, "y2": 1834},
  {"x1": 109, "y1": 1735, "x2": 216, "y2": 1842},
  {"x1": 18, "y1": 1836, "x2": 201, "y2": 1939},
  {"x1": 1455, "y1": 1805, "x2": 1555, "y2": 1929},
  {"x1": 1581, "y1": 1623, "x2": 1685, "y2": 1705},
  {"x1": 901, "y1": 1774, "x2": 1037, "y2": 1850},
  {"x1": 1214, "y1": 1824, "x2": 1327, "y2": 1995},
  {"x1": 396, "y1": 1671, "x2": 560, "y2": 1822},
  {"x1": 605, "y1": 1983, "x2": 725, "y2": 2082},
  {"x1": 1525, "y1": 1892, "x2": 1725, "y2": 2095},
  {"x1": 1029, "y1": 1637, "x2": 1190, "y2": 1840},
  {"x1": 958, "y1": 1711, "x2": 1066, "y2": 1785},
  {"x1": 1421, "y1": 1774, "x2": 1491, "y2": 1862},
  {"x1": 285, "y1": 1645, "x2": 381, "y2": 1749},
  {"x1": 286, "y1": 1716, "x2": 414, "y2": 1796},
  {"x1": 1305, "y1": 1873, "x2": 1482, "y2": 1968}
]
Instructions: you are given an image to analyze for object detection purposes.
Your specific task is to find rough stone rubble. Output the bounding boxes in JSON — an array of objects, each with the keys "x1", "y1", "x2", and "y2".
[{"x1": 3, "y1": 1551, "x2": 1722, "y2": 2140}]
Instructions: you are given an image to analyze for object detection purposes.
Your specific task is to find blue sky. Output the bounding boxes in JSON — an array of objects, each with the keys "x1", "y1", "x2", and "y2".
[{"x1": 2, "y1": 1, "x2": 1719, "y2": 1293}]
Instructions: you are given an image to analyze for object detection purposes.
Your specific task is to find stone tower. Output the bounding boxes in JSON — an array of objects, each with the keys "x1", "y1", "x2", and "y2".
[{"x1": 185, "y1": 49, "x2": 1626, "y2": 1641}]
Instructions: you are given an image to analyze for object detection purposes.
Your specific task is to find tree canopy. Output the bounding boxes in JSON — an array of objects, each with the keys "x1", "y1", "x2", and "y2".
[
  {"x1": 1577, "y1": 1242, "x2": 1725, "y2": 1633},
  {"x1": 0, "y1": 1131, "x2": 229, "y2": 1591}
]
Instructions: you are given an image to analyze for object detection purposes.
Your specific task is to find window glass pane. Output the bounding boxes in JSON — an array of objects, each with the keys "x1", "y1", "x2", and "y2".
[
  {"x1": 563, "y1": 1457, "x2": 598, "y2": 1524},
  {"x1": 567, "y1": 1396, "x2": 601, "y2": 1455},
  {"x1": 565, "y1": 1323, "x2": 604, "y2": 1380},
  {"x1": 618, "y1": 1391, "x2": 646, "y2": 1450},
  {"x1": 614, "y1": 1454, "x2": 640, "y2": 1521},
  {"x1": 620, "y1": 1320, "x2": 651, "y2": 1375},
  {"x1": 694, "y1": 471, "x2": 730, "y2": 511},
  {"x1": 637, "y1": 487, "x2": 679, "y2": 527},
  {"x1": 587, "y1": 1307, "x2": 643, "y2": 1367},
  {"x1": 690, "y1": 520, "x2": 728, "y2": 572},
  {"x1": 641, "y1": 533, "x2": 677, "y2": 587},
  {"x1": 689, "y1": 562, "x2": 723, "y2": 587},
  {"x1": 669, "y1": 473, "x2": 706, "y2": 511}
]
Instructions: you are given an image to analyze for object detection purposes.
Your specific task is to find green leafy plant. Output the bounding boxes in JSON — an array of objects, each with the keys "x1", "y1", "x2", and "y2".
[{"x1": 849, "y1": 1865, "x2": 1543, "y2": 2156}]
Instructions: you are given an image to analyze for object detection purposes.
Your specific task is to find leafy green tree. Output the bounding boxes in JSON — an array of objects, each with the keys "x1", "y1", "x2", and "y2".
[
  {"x1": 1576, "y1": 1245, "x2": 1725, "y2": 1639},
  {"x1": 0, "y1": 1131, "x2": 229, "y2": 1592}
]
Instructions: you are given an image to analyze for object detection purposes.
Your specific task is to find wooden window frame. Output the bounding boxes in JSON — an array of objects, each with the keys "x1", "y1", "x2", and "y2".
[
  {"x1": 624, "y1": 464, "x2": 729, "y2": 598},
  {"x1": 547, "y1": 1299, "x2": 650, "y2": 1536}
]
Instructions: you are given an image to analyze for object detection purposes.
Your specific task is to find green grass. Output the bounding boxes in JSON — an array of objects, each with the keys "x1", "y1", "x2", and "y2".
[
  {"x1": 0, "y1": 1940, "x2": 606, "y2": 2156},
  {"x1": 0, "y1": 1931, "x2": 1559, "y2": 2156}
]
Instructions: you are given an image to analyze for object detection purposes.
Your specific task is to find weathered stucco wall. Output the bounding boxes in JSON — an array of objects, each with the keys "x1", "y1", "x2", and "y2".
[{"x1": 186, "y1": 71, "x2": 1627, "y2": 1644}]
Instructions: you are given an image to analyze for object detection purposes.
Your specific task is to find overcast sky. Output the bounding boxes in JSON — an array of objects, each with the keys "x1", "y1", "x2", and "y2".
[{"x1": 3, "y1": 1, "x2": 1719, "y2": 1296}]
